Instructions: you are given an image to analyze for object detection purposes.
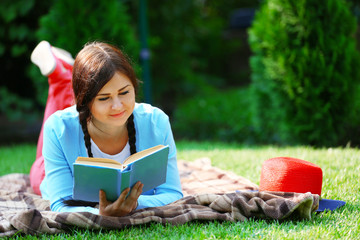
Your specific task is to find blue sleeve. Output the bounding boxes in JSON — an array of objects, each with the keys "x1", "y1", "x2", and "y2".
[
  {"x1": 42, "y1": 116, "x2": 99, "y2": 214},
  {"x1": 136, "y1": 113, "x2": 183, "y2": 209}
]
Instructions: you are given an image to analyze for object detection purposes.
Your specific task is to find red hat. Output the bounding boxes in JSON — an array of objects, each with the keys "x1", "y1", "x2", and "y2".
[
  {"x1": 259, "y1": 157, "x2": 345, "y2": 212},
  {"x1": 259, "y1": 157, "x2": 322, "y2": 195}
]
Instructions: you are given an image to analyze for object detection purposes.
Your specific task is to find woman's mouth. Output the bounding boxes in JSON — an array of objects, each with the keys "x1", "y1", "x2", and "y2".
[{"x1": 110, "y1": 111, "x2": 125, "y2": 118}]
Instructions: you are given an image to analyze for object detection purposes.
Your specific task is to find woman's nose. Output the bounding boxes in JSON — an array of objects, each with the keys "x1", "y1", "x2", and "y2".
[{"x1": 111, "y1": 97, "x2": 123, "y2": 109}]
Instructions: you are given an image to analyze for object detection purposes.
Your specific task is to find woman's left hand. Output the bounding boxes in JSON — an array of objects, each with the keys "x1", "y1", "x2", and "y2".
[{"x1": 99, "y1": 181, "x2": 143, "y2": 217}]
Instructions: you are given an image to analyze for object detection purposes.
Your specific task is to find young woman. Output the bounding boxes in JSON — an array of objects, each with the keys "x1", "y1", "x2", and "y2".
[{"x1": 29, "y1": 41, "x2": 183, "y2": 216}]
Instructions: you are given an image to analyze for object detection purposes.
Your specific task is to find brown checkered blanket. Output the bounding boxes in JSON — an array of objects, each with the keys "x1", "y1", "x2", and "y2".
[{"x1": 0, "y1": 158, "x2": 319, "y2": 237}]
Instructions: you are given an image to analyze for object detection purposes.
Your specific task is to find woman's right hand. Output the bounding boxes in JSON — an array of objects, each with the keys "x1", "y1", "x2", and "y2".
[{"x1": 99, "y1": 181, "x2": 143, "y2": 217}]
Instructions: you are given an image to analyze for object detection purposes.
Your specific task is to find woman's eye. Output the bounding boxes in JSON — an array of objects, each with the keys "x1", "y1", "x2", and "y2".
[
  {"x1": 98, "y1": 97, "x2": 109, "y2": 101},
  {"x1": 119, "y1": 91, "x2": 129, "y2": 96}
]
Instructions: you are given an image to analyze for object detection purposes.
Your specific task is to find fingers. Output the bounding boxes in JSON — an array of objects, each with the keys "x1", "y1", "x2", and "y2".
[
  {"x1": 116, "y1": 182, "x2": 143, "y2": 209},
  {"x1": 127, "y1": 182, "x2": 143, "y2": 210},
  {"x1": 130, "y1": 182, "x2": 143, "y2": 199},
  {"x1": 99, "y1": 183, "x2": 143, "y2": 216},
  {"x1": 99, "y1": 190, "x2": 108, "y2": 207},
  {"x1": 113, "y1": 187, "x2": 131, "y2": 206},
  {"x1": 99, "y1": 190, "x2": 112, "y2": 216},
  {"x1": 128, "y1": 182, "x2": 143, "y2": 199}
]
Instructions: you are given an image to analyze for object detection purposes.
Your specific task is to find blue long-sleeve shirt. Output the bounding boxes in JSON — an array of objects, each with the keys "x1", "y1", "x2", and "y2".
[{"x1": 40, "y1": 103, "x2": 183, "y2": 214}]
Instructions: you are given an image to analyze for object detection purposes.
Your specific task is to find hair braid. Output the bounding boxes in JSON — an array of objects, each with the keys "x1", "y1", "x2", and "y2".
[
  {"x1": 78, "y1": 109, "x2": 93, "y2": 158},
  {"x1": 63, "y1": 109, "x2": 96, "y2": 207},
  {"x1": 127, "y1": 114, "x2": 137, "y2": 154}
]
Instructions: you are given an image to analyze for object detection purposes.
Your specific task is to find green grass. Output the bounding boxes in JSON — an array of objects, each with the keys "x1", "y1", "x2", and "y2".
[
  {"x1": 0, "y1": 143, "x2": 36, "y2": 175},
  {"x1": 1, "y1": 141, "x2": 359, "y2": 239}
]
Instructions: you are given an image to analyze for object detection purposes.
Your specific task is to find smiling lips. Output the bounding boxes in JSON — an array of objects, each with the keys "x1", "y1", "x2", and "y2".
[{"x1": 109, "y1": 111, "x2": 125, "y2": 118}]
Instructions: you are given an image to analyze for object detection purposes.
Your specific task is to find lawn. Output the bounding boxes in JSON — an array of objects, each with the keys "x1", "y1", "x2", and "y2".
[{"x1": 0, "y1": 141, "x2": 359, "y2": 239}]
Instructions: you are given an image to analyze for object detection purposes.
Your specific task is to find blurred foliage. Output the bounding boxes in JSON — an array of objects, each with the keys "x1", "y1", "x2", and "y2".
[
  {"x1": 248, "y1": 0, "x2": 360, "y2": 146},
  {"x1": 32, "y1": 0, "x2": 258, "y2": 113},
  {"x1": 173, "y1": 87, "x2": 256, "y2": 143},
  {"x1": 33, "y1": 0, "x2": 140, "y2": 106},
  {"x1": 0, "y1": 0, "x2": 51, "y2": 120},
  {"x1": 131, "y1": 0, "x2": 250, "y2": 113},
  {"x1": 0, "y1": 87, "x2": 37, "y2": 121},
  {"x1": 1, "y1": 0, "x2": 260, "y2": 142},
  {"x1": 1, "y1": 0, "x2": 360, "y2": 146}
]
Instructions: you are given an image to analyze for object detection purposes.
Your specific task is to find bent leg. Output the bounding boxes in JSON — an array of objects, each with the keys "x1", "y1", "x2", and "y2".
[{"x1": 30, "y1": 49, "x2": 74, "y2": 195}]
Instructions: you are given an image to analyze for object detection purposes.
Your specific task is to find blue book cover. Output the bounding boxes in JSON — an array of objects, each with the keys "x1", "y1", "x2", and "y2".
[{"x1": 72, "y1": 145, "x2": 169, "y2": 202}]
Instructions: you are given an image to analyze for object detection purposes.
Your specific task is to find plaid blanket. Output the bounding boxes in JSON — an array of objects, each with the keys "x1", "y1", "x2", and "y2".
[{"x1": 0, "y1": 158, "x2": 319, "y2": 237}]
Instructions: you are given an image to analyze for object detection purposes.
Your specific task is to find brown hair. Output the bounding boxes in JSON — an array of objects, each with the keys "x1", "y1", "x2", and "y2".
[{"x1": 72, "y1": 42, "x2": 138, "y2": 157}]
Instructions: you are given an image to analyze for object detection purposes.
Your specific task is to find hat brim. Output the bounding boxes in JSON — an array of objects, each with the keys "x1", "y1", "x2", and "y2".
[
  {"x1": 316, "y1": 199, "x2": 346, "y2": 212},
  {"x1": 235, "y1": 190, "x2": 346, "y2": 212}
]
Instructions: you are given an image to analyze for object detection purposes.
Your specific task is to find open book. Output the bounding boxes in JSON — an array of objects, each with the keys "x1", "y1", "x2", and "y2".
[{"x1": 72, "y1": 145, "x2": 169, "y2": 202}]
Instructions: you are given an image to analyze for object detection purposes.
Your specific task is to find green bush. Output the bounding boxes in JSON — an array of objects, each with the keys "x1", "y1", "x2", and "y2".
[
  {"x1": 248, "y1": 0, "x2": 360, "y2": 146},
  {"x1": 0, "y1": 0, "x2": 51, "y2": 120},
  {"x1": 172, "y1": 87, "x2": 255, "y2": 143},
  {"x1": 138, "y1": 0, "x2": 244, "y2": 112},
  {"x1": 0, "y1": 87, "x2": 37, "y2": 121},
  {"x1": 32, "y1": 0, "x2": 140, "y2": 106},
  {"x1": 31, "y1": 1, "x2": 251, "y2": 112}
]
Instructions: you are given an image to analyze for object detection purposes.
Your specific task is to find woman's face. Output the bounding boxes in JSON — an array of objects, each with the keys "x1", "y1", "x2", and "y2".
[{"x1": 90, "y1": 72, "x2": 135, "y2": 130}]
